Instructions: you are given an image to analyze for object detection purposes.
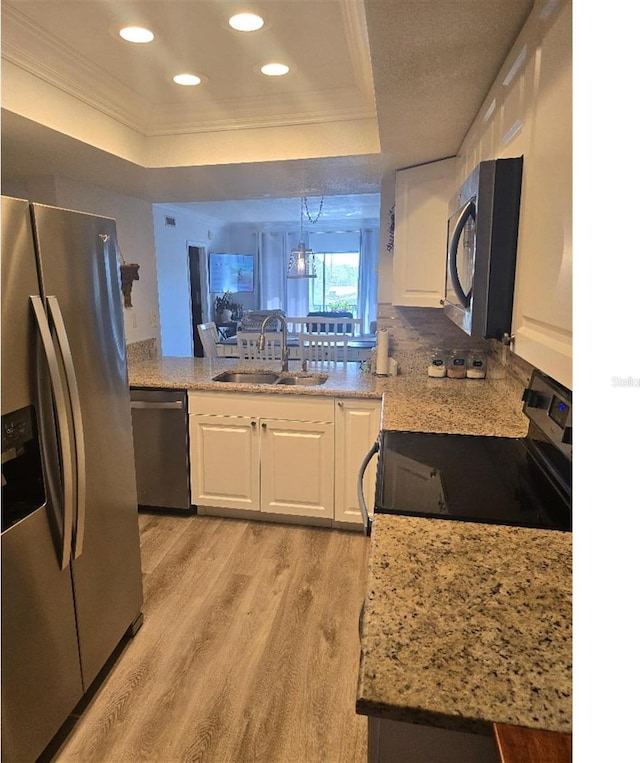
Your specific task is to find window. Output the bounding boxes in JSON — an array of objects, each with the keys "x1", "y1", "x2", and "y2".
[
  {"x1": 307, "y1": 230, "x2": 361, "y2": 317},
  {"x1": 309, "y1": 251, "x2": 360, "y2": 315}
]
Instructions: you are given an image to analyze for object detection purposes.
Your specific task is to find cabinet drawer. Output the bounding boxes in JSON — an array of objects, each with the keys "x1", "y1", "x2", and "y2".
[{"x1": 188, "y1": 391, "x2": 335, "y2": 423}]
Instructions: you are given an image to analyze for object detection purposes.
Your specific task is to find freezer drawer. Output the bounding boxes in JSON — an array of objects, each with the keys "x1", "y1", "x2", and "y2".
[{"x1": 130, "y1": 388, "x2": 192, "y2": 512}]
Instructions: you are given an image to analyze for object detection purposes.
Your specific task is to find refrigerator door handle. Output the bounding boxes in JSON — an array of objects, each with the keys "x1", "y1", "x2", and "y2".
[
  {"x1": 46, "y1": 296, "x2": 87, "y2": 560},
  {"x1": 30, "y1": 296, "x2": 75, "y2": 570}
]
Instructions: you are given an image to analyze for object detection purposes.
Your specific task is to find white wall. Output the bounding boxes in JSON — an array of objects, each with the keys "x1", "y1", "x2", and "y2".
[
  {"x1": 153, "y1": 204, "x2": 227, "y2": 356},
  {"x1": 15, "y1": 175, "x2": 160, "y2": 346},
  {"x1": 376, "y1": 173, "x2": 397, "y2": 304}
]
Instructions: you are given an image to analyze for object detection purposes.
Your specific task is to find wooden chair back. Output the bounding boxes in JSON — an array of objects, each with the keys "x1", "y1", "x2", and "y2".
[
  {"x1": 236, "y1": 331, "x2": 284, "y2": 361},
  {"x1": 197, "y1": 322, "x2": 221, "y2": 358},
  {"x1": 298, "y1": 333, "x2": 348, "y2": 363},
  {"x1": 286, "y1": 317, "x2": 362, "y2": 336}
]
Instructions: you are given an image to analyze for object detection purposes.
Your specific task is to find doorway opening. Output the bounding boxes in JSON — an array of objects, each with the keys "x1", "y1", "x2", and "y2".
[{"x1": 188, "y1": 244, "x2": 207, "y2": 357}]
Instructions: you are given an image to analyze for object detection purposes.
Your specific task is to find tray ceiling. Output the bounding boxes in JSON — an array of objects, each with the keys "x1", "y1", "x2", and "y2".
[{"x1": 1, "y1": 0, "x2": 534, "y2": 207}]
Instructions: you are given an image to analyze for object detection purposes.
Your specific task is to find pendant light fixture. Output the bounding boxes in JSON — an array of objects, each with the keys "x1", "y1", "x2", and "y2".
[{"x1": 287, "y1": 196, "x2": 324, "y2": 279}]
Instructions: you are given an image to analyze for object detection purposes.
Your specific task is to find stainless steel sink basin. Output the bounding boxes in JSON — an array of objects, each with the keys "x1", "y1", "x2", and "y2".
[
  {"x1": 275, "y1": 375, "x2": 328, "y2": 386},
  {"x1": 212, "y1": 371, "x2": 280, "y2": 384}
]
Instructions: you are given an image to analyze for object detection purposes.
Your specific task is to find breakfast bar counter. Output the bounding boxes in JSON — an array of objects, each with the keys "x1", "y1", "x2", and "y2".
[{"x1": 127, "y1": 356, "x2": 529, "y2": 438}]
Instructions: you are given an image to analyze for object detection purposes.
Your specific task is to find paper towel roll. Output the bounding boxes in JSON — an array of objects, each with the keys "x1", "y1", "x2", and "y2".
[{"x1": 376, "y1": 329, "x2": 389, "y2": 375}]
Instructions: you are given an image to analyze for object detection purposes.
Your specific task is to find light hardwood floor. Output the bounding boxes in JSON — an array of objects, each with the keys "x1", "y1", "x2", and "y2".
[{"x1": 51, "y1": 513, "x2": 370, "y2": 763}]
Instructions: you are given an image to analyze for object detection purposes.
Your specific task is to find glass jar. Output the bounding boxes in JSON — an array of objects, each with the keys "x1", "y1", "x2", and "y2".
[
  {"x1": 446, "y1": 349, "x2": 468, "y2": 378},
  {"x1": 466, "y1": 349, "x2": 487, "y2": 379},
  {"x1": 427, "y1": 347, "x2": 447, "y2": 377}
]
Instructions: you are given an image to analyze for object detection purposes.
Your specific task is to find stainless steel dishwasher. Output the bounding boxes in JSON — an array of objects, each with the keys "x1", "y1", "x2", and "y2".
[{"x1": 130, "y1": 388, "x2": 193, "y2": 513}]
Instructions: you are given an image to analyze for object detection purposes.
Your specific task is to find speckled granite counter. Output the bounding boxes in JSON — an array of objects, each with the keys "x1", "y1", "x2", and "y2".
[
  {"x1": 356, "y1": 514, "x2": 572, "y2": 735},
  {"x1": 128, "y1": 356, "x2": 528, "y2": 438}
]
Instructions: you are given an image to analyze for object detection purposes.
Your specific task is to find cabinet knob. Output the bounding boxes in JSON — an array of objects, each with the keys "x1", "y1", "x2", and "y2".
[
  {"x1": 261, "y1": 422, "x2": 267, "y2": 429},
  {"x1": 337, "y1": 401, "x2": 344, "y2": 407},
  {"x1": 251, "y1": 420, "x2": 257, "y2": 427}
]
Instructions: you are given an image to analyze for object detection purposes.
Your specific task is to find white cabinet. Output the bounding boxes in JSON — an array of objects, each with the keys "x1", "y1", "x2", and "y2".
[
  {"x1": 507, "y1": 4, "x2": 573, "y2": 388},
  {"x1": 334, "y1": 398, "x2": 382, "y2": 526},
  {"x1": 188, "y1": 392, "x2": 335, "y2": 522},
  {"x1": 189, "y1": 414, "x2": 260, "y2": 511},
  {"x1": 392, "y1": 158, "x2": 456, "y2": 307},
  {"x1": 261, "y1": 418, "x2": 334, "y2": 519}
]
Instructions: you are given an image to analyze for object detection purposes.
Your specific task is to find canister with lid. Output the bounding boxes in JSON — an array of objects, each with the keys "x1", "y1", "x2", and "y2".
[
  {"x1": 466, "y1": 349, "x2": 487, "y2": 379},
  {"x1": 427, "y1": 347, "x2": 447, "y2": 377},
  {"x1": 446, "y1": 349, "x2": 468, "y2": 378}
]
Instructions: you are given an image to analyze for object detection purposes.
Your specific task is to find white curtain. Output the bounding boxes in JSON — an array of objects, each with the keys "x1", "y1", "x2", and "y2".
[
  {"x1": 284, "y1": 230, "x2": 310, "y2": 316},
  {"x1": 358, "y1": 227, "x2": 379, "y2": 334},
  {"x1": 258, "y1": 231, "x2": 285, "y2": 311},
  {"x1": 259, "y1": 227, "x2": 377, "y2": 324}
]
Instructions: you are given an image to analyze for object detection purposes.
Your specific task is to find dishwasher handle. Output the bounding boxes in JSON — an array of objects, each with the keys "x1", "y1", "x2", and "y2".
[
  {"x1": 357, "y1": 438, "x2": 379, "y2": 537},
  {"x1": 131, "y1": 400, "x2": 185, "y2": 410}
]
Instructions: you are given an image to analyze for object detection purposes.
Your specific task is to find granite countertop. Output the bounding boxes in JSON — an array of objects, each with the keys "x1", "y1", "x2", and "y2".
[
  {"x1": 356, "y1": 514, "x2": 572, "y2": 736},
  {"x1": 128, "y1": 356, "x2": 529, "y2": 438}
]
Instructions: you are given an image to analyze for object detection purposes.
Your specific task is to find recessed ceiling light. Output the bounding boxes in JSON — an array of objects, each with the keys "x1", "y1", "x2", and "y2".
[
  {"x1": 260, "y1": 63, "x2": 290, "y2": 77},
  {"x1": 119, "y1": 26, "x2": 154, "y2": 44},
  {"x1": 229, "y1": 12, "x2": 264, "y2": 32},
  {"x1": 173, "y1": 73, "x2": 202, "y2": 86}
]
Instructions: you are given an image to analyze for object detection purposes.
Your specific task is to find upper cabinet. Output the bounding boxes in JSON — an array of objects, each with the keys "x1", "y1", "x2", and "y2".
[
  {"x1": 392, "y1": 158, "x2": 456, "y2": 307},
  {"x1": 508, "y1": 3, "x2": 572, "y2": 388},
  {"x1": 456, "y1": 0, "x2": 572, "y2": 388}
]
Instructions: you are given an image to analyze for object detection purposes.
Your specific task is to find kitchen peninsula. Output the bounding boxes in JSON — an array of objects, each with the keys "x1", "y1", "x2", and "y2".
[
  {"x1": 127, "y1": 355, "x2": 529, "y2": 438},
  {"x1": 128, "y1": 354, "x2": 571, "y2": 760}
]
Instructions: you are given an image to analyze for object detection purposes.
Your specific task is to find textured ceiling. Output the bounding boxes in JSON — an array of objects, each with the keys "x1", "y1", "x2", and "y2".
[{"x1": 1, "y1": 0, "x2": 534, "y2": 220}]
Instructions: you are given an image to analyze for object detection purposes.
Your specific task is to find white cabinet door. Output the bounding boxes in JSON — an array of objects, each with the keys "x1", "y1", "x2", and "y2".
[
  {"x1": 260, "y1": 419, "x2": 334, "y2": 519},
  {"x1": 509, "y1": 4, "x2": 572, "y2": 388},
  {"x1": 189, "y1": 413, "x2": 260, "y2": 511},
  {"x1": 334, "y1": 399, "x2": 382, "y2": 526},
  {"x1": 392, "y1": 158, "x2": 456, "y2": 307}
]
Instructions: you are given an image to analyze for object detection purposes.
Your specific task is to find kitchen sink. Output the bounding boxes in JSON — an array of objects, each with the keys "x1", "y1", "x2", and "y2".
[
  {"x1": 212, "y1": 371, "x2": 280, "y2": 384},
  {"x1": 275, "y1": 375, "x2": 328, "y2": 386},
  {"x1": 212, "y1": 370, "x2": 328, "y2": 386}
]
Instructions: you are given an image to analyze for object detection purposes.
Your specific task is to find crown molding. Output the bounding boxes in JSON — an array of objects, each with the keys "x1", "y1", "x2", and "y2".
[{"x1": 2, "y1": 0, "x2": 378, "y2": 138}]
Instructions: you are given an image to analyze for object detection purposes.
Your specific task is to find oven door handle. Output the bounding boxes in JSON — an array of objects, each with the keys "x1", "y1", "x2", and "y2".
[
  {"x1": 448, "y1": 199, "x2": 476, "y2": 308},
  {"x1": 357, "y1": 438, "x2": 379, "y2": 536}
]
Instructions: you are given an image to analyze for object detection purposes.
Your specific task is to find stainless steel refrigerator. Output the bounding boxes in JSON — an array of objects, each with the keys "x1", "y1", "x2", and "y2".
[{"x1": 1, "y1": 196, "x2": 144, "y2": 762}]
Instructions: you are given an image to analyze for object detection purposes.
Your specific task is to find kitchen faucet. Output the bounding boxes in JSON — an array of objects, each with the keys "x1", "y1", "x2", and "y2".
[{"x1": 258, "y1": 312, "x2": 289, "y2": 372}]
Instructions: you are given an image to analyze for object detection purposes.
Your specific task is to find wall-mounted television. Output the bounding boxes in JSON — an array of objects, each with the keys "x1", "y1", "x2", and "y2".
[{"x1": 208, "y1": 253, "x2": 254, "y2": 293}]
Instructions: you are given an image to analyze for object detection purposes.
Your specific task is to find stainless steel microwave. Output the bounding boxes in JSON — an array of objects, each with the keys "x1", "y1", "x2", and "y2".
[{"x1": 443, "y1": 157, "x2": 523, "y2": 339}]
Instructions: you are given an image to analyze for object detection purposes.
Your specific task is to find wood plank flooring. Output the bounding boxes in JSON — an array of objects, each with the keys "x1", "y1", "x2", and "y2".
[{"x1": 51, "y1": 513, "x2": 370, "y2": 763}]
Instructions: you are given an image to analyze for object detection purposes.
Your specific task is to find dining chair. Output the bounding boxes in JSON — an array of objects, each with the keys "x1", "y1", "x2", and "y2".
[
  {"x1": 298, "y1": 333, "x2": 348, "y2": 363},
  {"x1": 236, "y1": 331, "x2": 284, "y2": 361},
  {"x1": 304, "y1": 312, "x2": 361, "y2": 336},
  {"x1": 197, "y1": 322, "x2": 221, "y2": 358}
]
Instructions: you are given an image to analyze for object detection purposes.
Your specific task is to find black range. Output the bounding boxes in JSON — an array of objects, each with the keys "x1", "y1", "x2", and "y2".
[{"x1": 358, "y1": 370, "x2": 572, "y2": 534}]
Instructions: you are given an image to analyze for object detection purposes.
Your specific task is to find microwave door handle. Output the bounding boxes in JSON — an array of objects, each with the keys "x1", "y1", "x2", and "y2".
[
  {"x1": 357, "y1": 439, "x2": 379, "y2": 536},
  {"x1": 448, "y1": 200, "x2": 475, "y2": 309},
  {"x1": 47, "y1": 296, "x2": 87, "y2": 560},
  {"x1": 30, "y1": 296, "x2": 75, "y2": 570}
]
